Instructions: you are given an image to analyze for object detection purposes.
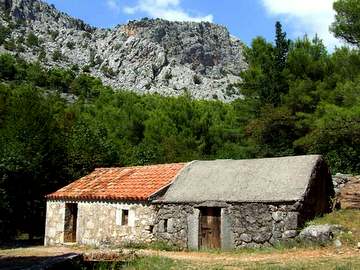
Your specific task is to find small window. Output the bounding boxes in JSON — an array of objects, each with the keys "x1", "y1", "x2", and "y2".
[
  {"x1": 122, "y1": 209, "x2": 129, "y2": 226},
  {"x1": 164, "y1": 219, "x2": 168, "y2": 232}
]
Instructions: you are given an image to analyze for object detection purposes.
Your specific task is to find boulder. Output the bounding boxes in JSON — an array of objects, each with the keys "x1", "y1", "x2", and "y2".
[{"x1": 298, "y1": 224, "x2": 342, "y2": 243}]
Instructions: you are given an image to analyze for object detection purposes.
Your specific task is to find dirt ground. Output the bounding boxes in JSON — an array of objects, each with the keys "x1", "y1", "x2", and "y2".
[{"x1": 1, "y1": 245, "x2": 360, "y2": 269}]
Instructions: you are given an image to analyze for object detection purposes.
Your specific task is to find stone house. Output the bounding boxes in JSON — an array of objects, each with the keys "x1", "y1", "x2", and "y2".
[
  {"x1": 44, "y1": 163, "x2": 186, "y2": 246},
  {"x1": 45, "y1": 155, "x2": 334, "y2": 249}
]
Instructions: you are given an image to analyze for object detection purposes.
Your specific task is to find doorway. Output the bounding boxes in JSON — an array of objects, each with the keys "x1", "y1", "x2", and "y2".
[
  {"x1": 199, "y1": 207, "x2": 221, "y2": 249},
  {"x1": 64, "y1": 203, "x2": 77, "y2": 242}
]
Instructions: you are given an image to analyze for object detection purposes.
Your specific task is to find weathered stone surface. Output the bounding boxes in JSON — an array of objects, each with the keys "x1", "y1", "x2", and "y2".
[
  {"x1": 337, "y1": 176, "x2": 360, "y2": 209},
  {"x1": 44, "y1": 201, "x2": 65, "y2": 246},
  {"x1": 239, "y1": 233, "x2": 252, "y2": 243},
  {"x1": 154, "y1": 202, "x2": 302, "y2": 249},
  {"x1": 45, "y1": 200, "x2": 156, "y2": 247},
  {"x1": 282, "y1": 230, "x2": 297, "y2": 239},
  {"x1": 0, "y1": 0, "x2": 247, "y2": 102},
  {"x1": 298, "y1": 224, "x2": 342, "y2": 243},
  {"x1": 154, "y1": 204, "x2": 194, "y2": 248},
  {"x1": 77, "y1": 201, "x2": 156, "y2": 246}
]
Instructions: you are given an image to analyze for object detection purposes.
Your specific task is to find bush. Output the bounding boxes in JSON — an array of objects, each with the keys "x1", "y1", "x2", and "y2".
[
  {"x1": 0, "y1": 25, "x2": 11, "y2": 45},
  {"x1": 49, "y1": 30, "x2": 59, "y2": 41},
  {"x1": 26, "y1": 32, "x2": 39, "y2": 47},
  {"x1": 52, "y1": 49, "x2": 63, "y2": 62},
  {"x1": 4, "y1": 38, "x2": 16, "y2": 51},
  {"x1": 66, "y1": 41, "x2": 75, "y2": 50}
]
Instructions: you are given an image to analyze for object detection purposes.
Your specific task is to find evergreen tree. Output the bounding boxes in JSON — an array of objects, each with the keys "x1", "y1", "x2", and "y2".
[{"x1": 330, "y1": 0, "x2": 360, "y2": 46}]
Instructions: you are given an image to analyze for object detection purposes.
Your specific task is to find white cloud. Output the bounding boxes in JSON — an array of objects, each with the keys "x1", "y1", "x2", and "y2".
[
  {"x1": 106, "y1": 0, "x2": 121, "y2": 14},
  {"x1": 123, "y1": 0, "x2": 213, "y2": 22},
  {"x1": 261, "y1": 0, "x2": 341, "y2": 49}
]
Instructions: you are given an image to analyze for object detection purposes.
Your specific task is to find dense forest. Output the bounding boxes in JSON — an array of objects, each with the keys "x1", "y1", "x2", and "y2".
[{"x1": 0, "y1": 0, "x2": 360, "y2": 240}]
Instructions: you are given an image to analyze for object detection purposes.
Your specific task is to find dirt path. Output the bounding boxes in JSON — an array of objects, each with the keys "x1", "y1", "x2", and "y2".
[
  {"x1": 1, "y1": 245, "x2": 359, "y2": 269},
  {"x1": 137, "y1": 247, "x2": 360, "y2": 265}
]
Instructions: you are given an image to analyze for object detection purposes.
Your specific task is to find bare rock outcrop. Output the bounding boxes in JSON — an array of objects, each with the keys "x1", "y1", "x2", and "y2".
[{"x1": 0, "y1": 0, "x2": 247, "y2": 101}]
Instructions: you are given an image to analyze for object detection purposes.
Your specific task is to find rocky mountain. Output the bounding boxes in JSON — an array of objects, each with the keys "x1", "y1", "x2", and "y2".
[{"x1": 0, "y1": 0, "x2": 247, "y2": 101}]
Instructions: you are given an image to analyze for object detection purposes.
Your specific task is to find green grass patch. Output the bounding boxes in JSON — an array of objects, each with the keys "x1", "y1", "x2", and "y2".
[
  {"x1": 121, "y1": 241, "x2": 181, "y2": 251},
  {"x1": 121, "y1": 256, "x2": 187, "y2": 270},
  {"x1": 240, "y1": 257, "x2": 360, "y2": 270},
  {"x1": 307, "y1": 209, "x2": 360, "y2": 245}
]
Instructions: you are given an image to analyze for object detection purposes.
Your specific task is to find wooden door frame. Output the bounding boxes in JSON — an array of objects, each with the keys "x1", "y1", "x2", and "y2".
[{"x1": 198, "y1": 207, "x2": 221, "y2": 249}]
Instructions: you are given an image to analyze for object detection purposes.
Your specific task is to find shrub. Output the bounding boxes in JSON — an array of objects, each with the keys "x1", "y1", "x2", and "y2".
[
  {"x1": 4, "y1": 38, "x2": 16, "y2": 51},
  {"x1": 52, "y1": 49, "x2": 63, "y2": 62},
  {"x1": 193, "y1": 74, "x2": 202, "y2": 84},
  {"x1": 0, "y1": 25, "x2": 11, "y2": 45},
  {"x1": 66, "y1": 41, "x2": 75, "y2": 50},
  {"x1": 26, "y1": 32, "x2": 39, "y2": 47},
  {"x1": 49, "y1": 30, "x2": 59, "y2": 41}
]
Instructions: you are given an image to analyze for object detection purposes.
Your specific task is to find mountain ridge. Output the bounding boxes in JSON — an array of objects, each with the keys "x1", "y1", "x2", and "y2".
[{"x1": 0, "y1": 0, "x2": 247, "y2": 101}]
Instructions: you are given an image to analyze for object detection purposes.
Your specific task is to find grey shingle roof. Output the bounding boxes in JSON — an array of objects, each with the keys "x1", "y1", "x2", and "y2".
[{"x1": 160, "y1": 155, "x2": 325, "y2": 203}]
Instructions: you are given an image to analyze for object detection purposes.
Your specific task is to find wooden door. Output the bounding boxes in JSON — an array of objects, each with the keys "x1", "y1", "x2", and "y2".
[
  {"x1": 200, "y1": 207, "x2": 221, "y2": 249},
  {"x1": 64, "y1": 203, "x2": 77, "y2": 242}
]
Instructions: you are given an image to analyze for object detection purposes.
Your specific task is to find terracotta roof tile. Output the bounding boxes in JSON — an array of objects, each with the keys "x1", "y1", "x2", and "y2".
[{"x1": 46, "y1": 163, "x2": 186, "y2": 201}]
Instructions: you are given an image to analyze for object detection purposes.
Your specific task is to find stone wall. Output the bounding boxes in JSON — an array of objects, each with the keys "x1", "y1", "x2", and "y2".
[
  {"x1": 45, "y1": 200, "x2": 156, "y2": 247},
  {"x1": 227, "y1": 203, "x2": 299, "y2": 248},
  {"x1": 77, "y1": 201, "x2": 156, "y2": 246},
  {"x1": 44, "y1": 201, "x2": 66, "y2": 246},
  {"x1": 153, "y1": 204, "x2": 195, "y2": 248},
  {"x1": 154, "y1": 202, "x2": 301, "y2": 249}
]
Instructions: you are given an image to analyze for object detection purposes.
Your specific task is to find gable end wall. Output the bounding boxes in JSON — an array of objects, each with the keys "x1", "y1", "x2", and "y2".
[{"x1": 45, "y1": 200, "x2": 157, "y2": 246}]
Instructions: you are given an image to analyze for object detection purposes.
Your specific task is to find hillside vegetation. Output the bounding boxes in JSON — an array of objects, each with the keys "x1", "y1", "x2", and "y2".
[{"x1": 0, "y1": 1, "x2": 360, "y2": 241}]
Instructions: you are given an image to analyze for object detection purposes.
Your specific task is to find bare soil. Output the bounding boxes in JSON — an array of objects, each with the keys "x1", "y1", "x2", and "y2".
[{"x1": 1, "y1": 245, "x2": 359, "y2": 269}]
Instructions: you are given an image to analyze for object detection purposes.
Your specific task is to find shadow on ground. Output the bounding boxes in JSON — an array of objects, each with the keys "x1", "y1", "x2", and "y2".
[
  {"x1": 0, "y1": 253, "x2": 80, "y2": 270},
  {"x1": 0, "y1": 239, "x2": 43, "y2": 250}
]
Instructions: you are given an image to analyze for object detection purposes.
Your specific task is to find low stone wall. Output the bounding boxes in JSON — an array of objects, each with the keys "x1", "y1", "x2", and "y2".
[
  {"x1": 154, "y1": 202, "x2": 301, "y2": 249},
  {"x1": 44, "y1": 201, "x2": 66, "y2": 246}
]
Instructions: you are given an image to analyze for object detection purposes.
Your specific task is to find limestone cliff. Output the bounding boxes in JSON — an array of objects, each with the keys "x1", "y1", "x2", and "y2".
[{"x1": 0, "y1": 0, "x2": 247, "y2": 101}]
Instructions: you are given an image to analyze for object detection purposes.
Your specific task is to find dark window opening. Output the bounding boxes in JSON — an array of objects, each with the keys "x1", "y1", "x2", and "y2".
[
  {"x1": 164, "y1": 219, "x2": 168, "y2": 232},
  {"x1": 122, "y1": 209, "x2": 129, "y2": 225},
  {"x1": 149, "y1": 225, "x2": 154, "y2": 233}
]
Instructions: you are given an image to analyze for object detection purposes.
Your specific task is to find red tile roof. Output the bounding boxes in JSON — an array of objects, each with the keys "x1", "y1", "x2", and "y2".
[{"x1": 46, "y1": 163, "x2": 186, "y2": 201}]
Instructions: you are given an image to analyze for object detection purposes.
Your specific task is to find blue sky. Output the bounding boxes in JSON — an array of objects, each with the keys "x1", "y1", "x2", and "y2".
[{"x1": 44, "y1": 0, "x2": 339, "y2": 49}]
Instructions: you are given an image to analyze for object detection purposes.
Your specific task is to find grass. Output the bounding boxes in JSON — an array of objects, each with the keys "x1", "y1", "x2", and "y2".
[
  {"x1": 237, "y1": 257, "x2": 360, "y2": 270},
  {"x1": 94, "y1": 255, "x2": 360, "y2": 270},
  {"x1": 121, "y1": 256, "x2": 188, "y2": 270},
  {"x1": 121, "y1": 240, "x2": 181, "y2": 251},
  {"x1": 307, "y1": 209, "x2": 360, "y2": 246}
]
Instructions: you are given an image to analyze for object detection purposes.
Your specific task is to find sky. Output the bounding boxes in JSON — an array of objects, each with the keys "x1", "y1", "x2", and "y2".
[{"x1": 44, "y1": 0, "x2": 340, "y2": 50}]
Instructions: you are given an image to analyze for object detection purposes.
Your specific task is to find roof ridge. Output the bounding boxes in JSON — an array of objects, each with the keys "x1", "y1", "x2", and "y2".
[{"x1": 94, "y1": 162, "x2": 187, "y2": 170}]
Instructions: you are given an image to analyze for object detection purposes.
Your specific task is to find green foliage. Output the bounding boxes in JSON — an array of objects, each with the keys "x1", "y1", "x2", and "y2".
[
  {"x1": 100, "y1": 64, "x2": 116, "y2": 78},
  {"x1": 0, "y1": 54, "x2": 17, "y2": 80},
  {"x1": 3, "y1": 38, "x2": 16, "y2": 51},
  {"x1": 331, "y1": 0, "x2": 360, "y2": 46},
  {"x1": 295, "y1": 103, "x2": 360, "y2": 173},
  {"x1": 0, "y1": 25, "x2": 11, "y2": 45},
  {"x1": 52, "y1": 49, "x2": 63, "y2": 62},
  {"x1": 122, "y1": 256, "x2": 186, "y2": 270},
  {"x1": 66, "y1": 41, "x2": 75, "y2": 50},
  {"x1": 240, "y1": 22, "x2": 289, "y2": 107},
  {"x1": 26, "y1": 32, "x2": 39, "y2": 47},
  {"x1": 49, "y1": 30, "x2": 59, "y2": 41}
]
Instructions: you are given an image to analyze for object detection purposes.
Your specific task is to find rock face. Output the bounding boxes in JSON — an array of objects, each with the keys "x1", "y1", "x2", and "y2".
[
  {"x1": 298, "y1": 224, "x2": 342, "y2": 244},
  {"x1": 0, "y1": 0, "x2": 247, "y2": 101},
  {"x1": 333, "y1": 174, "x2": 360, "y2": 209}
]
